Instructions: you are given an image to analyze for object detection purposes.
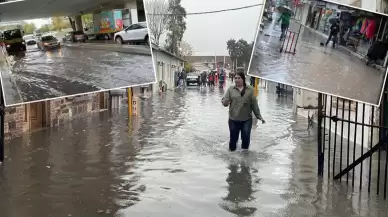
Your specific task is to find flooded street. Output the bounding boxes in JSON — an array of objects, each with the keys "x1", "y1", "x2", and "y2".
[
  {"x1": 1, "y1": 84, "x2": 388, "y2": 217},
  {"x1": 1, "y1": 45, "x2": 155, "y2": 106},
  {"x1": 249, "y1": 15, "x2": 385, "y2": 105}
]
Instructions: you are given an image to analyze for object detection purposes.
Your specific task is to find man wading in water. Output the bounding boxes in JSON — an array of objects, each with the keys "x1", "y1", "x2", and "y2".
[{"x1": 221, "y1": 72, "x2": 266, "y2": 152}]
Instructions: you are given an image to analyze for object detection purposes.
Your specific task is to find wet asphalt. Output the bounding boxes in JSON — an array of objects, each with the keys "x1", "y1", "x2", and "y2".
[
  {"x1": 1, "y1": 44, "x2": 155, "y2": 106},
  {"x1": 249, "y1": 13, "x2": 385, "y2": 105},
  {"x1": 1, "y1": 81, "x2": 388, "y2": 217}
]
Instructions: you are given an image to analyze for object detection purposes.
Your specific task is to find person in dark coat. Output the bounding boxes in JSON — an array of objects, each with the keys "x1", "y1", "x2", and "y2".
[{"x1": 326, "y1": 20, "x2": 340, "y2": 48}]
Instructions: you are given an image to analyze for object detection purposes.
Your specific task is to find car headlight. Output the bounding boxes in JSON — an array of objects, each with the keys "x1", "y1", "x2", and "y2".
[{"x1": 6, "y1": 45, "x2": 10, "y2": 47}]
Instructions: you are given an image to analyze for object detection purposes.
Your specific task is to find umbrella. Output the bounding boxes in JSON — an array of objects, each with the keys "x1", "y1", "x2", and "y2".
[
  {"x1": 277, "y1": 5, "x2": 294, "y2": 16},
  {"x1": 328, "y1": 17, "x2": 340, "y2": 25}
]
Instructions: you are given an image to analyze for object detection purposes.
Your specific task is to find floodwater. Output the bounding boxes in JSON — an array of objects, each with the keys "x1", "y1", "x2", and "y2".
[
  {"x1": 249, "y1": 15, "x2": 385, "y2": 105},
  {"x1": 0, "y1": 44, "x2": 155, "y2": 106},
  {"x1": 1, "y1": 84, "x2": 388, "y2": 217}
]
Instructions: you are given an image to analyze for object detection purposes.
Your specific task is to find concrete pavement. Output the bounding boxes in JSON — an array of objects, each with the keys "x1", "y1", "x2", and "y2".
[
  {"x1": 1, "y1": 82, "x2": 387, "y2": 216},
  {"x1": 249, "y1": 14, "x2": 385, "y2": 105}
]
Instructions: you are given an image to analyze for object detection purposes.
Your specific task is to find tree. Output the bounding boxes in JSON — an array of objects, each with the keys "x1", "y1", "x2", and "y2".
[
  {"x1": 145, "y1": 0, "x2": 170, "y2": 46},
  {"x1": 23, "y1": 22, "x2": 37, "y2": 34},
  {"x1": 82, "y1": 14, "x2": 93, "y2": 31},
  {"x1": 179, "y1": 40, "x2": 193, "y2": 57},
  {"x1": 184, "y1": 62, "x2": 193, "y2": 72},
  {"x1": 39, "y1": 24, "x2": 50, "y2": 33},
  {"x1": 51, "y1": 16, "x2": 71, "y2": 31},
  {"x1": 226, "y1": 38, "x2": 254, "y2": 69},
  {"x1": 226, "y1": 39, "x2": 239, "y2": 69},
  {"x1": 164, "y1": 0, "x2": 187, "y2": 55}
]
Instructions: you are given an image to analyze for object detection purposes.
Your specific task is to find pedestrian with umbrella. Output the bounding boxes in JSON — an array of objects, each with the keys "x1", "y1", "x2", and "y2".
[{"x1": 277, "y1": 5, "x2": 293, "y2": 40}]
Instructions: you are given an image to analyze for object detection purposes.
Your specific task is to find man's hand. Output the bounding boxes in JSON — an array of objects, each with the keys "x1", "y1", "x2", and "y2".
[{"x1": 261, "y1": 119, "x2": 266, "y2": 124}]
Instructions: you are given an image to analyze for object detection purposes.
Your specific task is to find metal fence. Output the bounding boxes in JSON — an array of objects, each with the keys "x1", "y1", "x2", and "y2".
[{"x1": 317, "y1": 93, "x2": 388, "y2": 198}]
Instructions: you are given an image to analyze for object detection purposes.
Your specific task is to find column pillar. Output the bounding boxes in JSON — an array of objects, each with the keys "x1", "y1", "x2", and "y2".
[
  {"x1": 125, "y1": 1, "x2": 138, "y2": 24},
  {"x1": 74, "y1": 15, "x2": 83, "y2": 31}
]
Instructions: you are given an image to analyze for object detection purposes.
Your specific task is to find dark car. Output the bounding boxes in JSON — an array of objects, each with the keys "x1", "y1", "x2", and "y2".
[
  {"x1": 63, "y1": 31, "x2": 87, "y2": 42},
  {"x1": 37, "y1": 35, "x2": 61, "y2": 50},
  {"x1": 186, "y1": 73, "x2": 200, "y2": 86}
]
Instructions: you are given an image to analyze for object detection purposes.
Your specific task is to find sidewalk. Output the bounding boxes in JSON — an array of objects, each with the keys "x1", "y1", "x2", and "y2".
[
  {"x1": 296, "y1": 21, "x2": 386, "y2": 72},
  {"x1": 250, "y1": 18, "x2": 385, "y2": 105},
  {"x1": 0, "y1": 47, "x2": 23, "y2": 105}
]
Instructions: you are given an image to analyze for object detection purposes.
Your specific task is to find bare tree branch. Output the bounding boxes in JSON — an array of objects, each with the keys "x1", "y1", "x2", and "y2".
[
  {"x1": 179, "y1": 40, "x2": 193, "y2": 57},
  {"x1": 144, "y1": 0, "x2": 170, "y2": 46}
]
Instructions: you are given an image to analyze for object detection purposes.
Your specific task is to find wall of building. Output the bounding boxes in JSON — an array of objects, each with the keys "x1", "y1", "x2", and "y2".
[
  {"x1": 294, "y1": 88, "x2": 377, "y2": 147},
  {"x1": 4, "y1": 92, "x2": 107, "y2": 138},
  {"x1": 152, "y1": 50, "x2": 183, "y2": 93}
]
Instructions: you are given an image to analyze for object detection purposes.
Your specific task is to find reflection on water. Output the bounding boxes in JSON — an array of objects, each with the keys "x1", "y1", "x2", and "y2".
[
  {"x1": 1, "y1": 86, "x2": 388, "y2": 217},
  {"x1": 221, "y1": 163, "x2": 257, "y2": 216}
]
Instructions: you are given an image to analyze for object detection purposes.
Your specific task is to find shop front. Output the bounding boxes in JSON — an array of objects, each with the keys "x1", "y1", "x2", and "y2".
[{"x1": 306, "y1": 1, "x2": 388, "y2": 67}]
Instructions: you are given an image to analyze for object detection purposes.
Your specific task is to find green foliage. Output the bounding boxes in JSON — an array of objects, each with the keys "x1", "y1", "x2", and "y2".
[
  {"x1": 39, "y1": 24, "x2": 50, "y2": 33},
  {"x1": 184, "y1": 62, "x2": 192, "y2": 72},
  {"x1": 164, "y1": 0, "x2": 187, "y2": 54},
  {"x1": 51, "y1": 16, "x2": 71, "y2": 31},
  {"x1": 226, "y1": 38, "x2": 254, "y2": 70},
  {"x1": 82, "y1": 14, "x2": 93, "y2": 30},
  {"x1": 23, "y1": 22, "x2": 37, "y2": 34}
]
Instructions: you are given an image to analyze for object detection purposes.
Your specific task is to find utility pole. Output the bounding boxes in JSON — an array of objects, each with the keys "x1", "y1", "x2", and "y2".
[{"x1": 127, "y1": 88, "x2": 132, "y2": 119}]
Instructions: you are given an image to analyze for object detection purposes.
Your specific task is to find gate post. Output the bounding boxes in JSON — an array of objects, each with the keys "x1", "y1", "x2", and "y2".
[
  {"x1": 317, "y1": 93, "x2": 324, "y2": 176},
  {"x1": 0, "y1": 84, "x2": 4, "y2": 164}
]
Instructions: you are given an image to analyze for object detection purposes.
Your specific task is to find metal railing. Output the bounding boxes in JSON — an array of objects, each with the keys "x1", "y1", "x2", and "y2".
[{"x1": 317, "y1": 93, "x2": 388, "y2": 198}]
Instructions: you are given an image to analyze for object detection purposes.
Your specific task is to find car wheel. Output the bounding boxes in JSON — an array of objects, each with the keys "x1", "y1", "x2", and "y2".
[
  {"x1": 115, "y1": 36, "x2": 123, "y2": 44},
  {"x1": 145, "y1": 36, "x2": 149, "y2": 46}
]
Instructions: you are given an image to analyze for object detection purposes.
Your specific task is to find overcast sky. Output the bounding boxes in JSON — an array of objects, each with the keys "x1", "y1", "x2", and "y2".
[{"x1": 160, "y1": 0, "x2": 265, "y2": 56}]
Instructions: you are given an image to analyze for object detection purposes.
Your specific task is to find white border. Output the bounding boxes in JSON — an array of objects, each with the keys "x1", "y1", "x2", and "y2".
[
  {"x1": 0, "y1": 0, "x2": 159, "y2": 108},
  {"x1": 247, "y1": 0, "x2": 388, "y2": 107}
]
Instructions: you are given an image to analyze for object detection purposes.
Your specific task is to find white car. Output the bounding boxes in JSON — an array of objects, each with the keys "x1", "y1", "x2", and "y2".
[{"x1": 114, "y1": 22, "x2": 149, "y2": 45}]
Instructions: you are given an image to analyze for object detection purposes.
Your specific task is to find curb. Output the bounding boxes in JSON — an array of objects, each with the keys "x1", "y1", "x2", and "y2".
[
  {"x1": 0, "y1": 47, "x2": 23, "y2": 105},
  {"x1": 62, "y1": 43, "x2": 152, "y2": 56}
]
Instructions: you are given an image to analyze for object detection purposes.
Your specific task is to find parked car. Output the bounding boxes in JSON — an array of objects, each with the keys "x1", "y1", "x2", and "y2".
[
  {"x1": 186, "y1": 73, "x2": 200, "y2": 86},
  {"x1": 37, "y1": 35, "x2": 61, "y2": 50},
  {"x1": 23, "y1": 34, "x2": 37, "y2": 45},
  {"x1": 62, "y1": 31, "x2": 87, "y2": 43},
  {"x1": 113, "y1": 22, "x2": 149, "y2": 45}
]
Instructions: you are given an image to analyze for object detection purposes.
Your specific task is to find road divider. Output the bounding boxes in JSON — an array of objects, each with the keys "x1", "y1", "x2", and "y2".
[{"x1": 62, "y1": 43, "x2": 152, "y2": 56}]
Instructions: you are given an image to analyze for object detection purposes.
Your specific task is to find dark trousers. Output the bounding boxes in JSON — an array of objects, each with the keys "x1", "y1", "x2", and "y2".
[
  {"x1": 280, "y1": 23, "x2": 289, "y2": 39},
  {"x1": 326, "y1": 33, "x2": 338, "y2": 47},
  {"x1": 228, "y1": 118, "x2": 253, "y2": 151}
]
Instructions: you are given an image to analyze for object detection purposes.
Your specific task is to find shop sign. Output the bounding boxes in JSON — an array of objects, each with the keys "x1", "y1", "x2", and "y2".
[{"x1": 314, "y1": 1, "x2": 326, "y2": 8}]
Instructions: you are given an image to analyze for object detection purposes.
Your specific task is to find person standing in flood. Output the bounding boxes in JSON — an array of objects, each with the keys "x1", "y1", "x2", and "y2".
[{"x1": 221, "y1": 71, "x2": 266, "y2": 152}]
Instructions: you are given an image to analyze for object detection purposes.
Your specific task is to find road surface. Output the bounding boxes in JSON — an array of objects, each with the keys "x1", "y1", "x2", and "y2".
[
  {"x1": 249, "y1": 15, "x2": 385, "y2": 105},
  {"x1": 1, "y1": 44, "x2": 155, "y2": 106},
  {"x1": 1, "y1": 82, "x2": 387, "y2": 217}
]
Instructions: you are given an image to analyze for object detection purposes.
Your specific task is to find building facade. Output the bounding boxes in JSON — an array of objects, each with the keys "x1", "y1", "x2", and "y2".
[
  {"x1": 151, "y1": 45, "x2": 185, "y2": 93},
  {"x1": 4, "y1": 92, "x2": 108, "y2": 138}
]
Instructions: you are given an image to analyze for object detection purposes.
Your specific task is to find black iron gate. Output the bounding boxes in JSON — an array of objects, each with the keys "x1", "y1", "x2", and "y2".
[{"x1": 317, "y1": 92, "x2": 388, "y2": 198}]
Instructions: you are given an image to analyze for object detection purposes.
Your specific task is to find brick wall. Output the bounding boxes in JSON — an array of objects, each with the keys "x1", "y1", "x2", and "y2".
[
  {"x1": 4, "y1": 104, "x2": 25, "y2": 137},
  {"x1": 3, "y1": 92, "x2": 104, "y2": 138},
  {"x1": 49, "y1": 93, "x2": 100, "y2": 127}
]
